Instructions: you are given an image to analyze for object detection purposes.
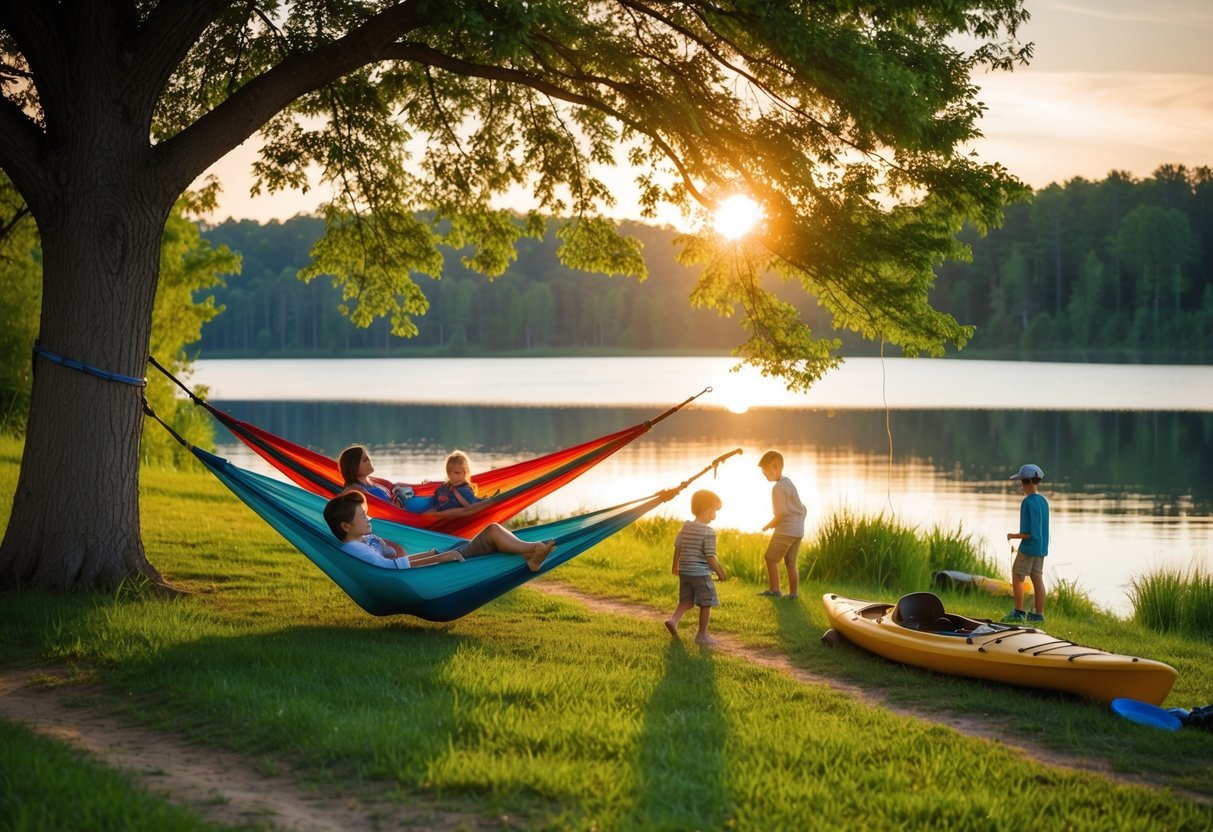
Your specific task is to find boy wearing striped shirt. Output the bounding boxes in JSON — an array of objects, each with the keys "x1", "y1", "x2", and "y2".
[{"x1": 665, "y1": 489, "x2": 728, "y2": 645}]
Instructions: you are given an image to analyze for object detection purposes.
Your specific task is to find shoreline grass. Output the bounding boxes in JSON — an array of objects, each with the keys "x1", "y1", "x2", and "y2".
[
  {"x1": 2, "y1": 435, "x2": 1213, "y2": 829},
  {"x1": 1131, "y1": 566, "x2": 1213, "y2": 639}
]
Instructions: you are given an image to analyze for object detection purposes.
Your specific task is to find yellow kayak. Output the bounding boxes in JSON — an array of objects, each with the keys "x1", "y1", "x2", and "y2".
[{"x1": 822, "y1": 592, "x2": 1177, "y2": 706}]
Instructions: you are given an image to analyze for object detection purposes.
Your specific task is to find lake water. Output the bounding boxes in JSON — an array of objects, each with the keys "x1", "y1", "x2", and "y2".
[{"x1": 190, "y1": 357, "x2": 1213, "y2": 617}]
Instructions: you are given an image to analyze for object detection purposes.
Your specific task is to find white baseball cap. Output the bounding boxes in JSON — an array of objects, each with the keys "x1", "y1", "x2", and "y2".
[{"x1": 1010, "y1": 463, "x2": 1043, "y2": 480}]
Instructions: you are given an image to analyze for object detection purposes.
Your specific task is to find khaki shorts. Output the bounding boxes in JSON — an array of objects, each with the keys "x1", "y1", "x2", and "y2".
[
  {"x1": 763, "y1": 533, "x2": 803, "y2": 564},
  {"x1": 679, "y1": 574, "x2": 720, "y2": 608},
  {"x1": 1012, "y1": 552, "x2": 1044, "y2": 580}
]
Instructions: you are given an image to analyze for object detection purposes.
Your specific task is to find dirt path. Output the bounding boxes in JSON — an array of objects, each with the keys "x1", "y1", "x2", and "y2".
[
  {"x1": 0, "y1": 582, "x2": 1204, "y2": 831},
  {"x1": 0, "y1": 669, "x2": 501, "y2": 832}
]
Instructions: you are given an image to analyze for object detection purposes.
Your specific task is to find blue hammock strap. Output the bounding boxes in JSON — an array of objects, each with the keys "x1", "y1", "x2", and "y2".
[{"x1": 33, "y1": 341, "x2": 147, "y2": 387}]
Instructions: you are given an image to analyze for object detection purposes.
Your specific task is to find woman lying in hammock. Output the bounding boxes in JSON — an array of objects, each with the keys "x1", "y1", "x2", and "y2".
[
  {"x1": 338, "y1": 444, "x2": 417, "y2": 508},
  {"x1": 323, "y1": 491, "x2": 555, "y2": 572},
  {"x1": 339, "y1": 445, "x2": 482, "y2": 511}
]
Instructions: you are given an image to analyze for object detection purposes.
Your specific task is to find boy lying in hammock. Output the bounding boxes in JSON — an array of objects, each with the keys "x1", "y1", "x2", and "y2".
[{"x1": 323, "y1": 491, "x2": 555, "y2": 571}]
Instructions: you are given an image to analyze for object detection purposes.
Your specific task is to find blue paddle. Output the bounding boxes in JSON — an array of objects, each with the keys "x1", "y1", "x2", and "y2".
[{"x1": 1110, "y1": 698, "x2": 1182, "y2": 731}]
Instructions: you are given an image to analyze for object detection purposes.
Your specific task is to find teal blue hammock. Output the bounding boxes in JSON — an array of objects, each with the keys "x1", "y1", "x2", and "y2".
[{"x1": 190, "y1": 446, "x2": 740, "y2": 621}]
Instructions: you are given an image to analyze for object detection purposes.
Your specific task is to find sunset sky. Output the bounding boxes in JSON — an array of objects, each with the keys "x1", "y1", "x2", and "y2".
[{"x1": 200, "y1": 0, "x2": 1213, "y2": 226}]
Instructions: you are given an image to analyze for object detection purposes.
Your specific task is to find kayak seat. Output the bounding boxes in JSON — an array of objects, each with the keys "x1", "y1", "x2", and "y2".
[{"x1": 892, "y1": 592, "x2": 948, "y2": 631}]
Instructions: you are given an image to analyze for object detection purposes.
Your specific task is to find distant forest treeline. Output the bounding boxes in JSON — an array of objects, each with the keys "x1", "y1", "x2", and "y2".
[{"x1": 195, "y1": 166, "x2": 1213, "y2": 361}]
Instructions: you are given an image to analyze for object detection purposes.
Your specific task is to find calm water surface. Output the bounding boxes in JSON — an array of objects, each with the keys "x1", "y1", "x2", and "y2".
[{"x1": 191, "y1": 357, "x2": 1213, "y2": 617}]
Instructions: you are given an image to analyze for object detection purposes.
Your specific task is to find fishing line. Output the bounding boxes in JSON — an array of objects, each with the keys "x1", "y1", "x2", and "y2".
[{"x1": 880, "y1": 336, "x2": 894, "y2": 515}]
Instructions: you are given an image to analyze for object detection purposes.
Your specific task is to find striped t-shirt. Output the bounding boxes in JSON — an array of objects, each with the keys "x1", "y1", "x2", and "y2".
[{"x1": 674, "y1": 520, "x2": 717, "y2": 577}]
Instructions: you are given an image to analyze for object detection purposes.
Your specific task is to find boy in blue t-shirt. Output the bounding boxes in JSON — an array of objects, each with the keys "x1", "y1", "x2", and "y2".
[{"x1": 1002, "y1": 463, "x2": 1050, "y2": 624}]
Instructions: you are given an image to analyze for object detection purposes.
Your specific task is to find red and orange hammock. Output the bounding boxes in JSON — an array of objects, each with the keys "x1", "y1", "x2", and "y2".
[{"x1": 151, "y1": 358, "x2": 709, "y2": 538}]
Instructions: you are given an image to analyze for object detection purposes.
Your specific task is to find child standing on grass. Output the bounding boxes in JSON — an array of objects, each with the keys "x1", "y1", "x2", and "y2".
[
  {"x1": 1002, "y1": 463, "x2": 1049, "y2": 625},
  {"x1": 665, "y1": 489, "x2": 727, "y2": 645},
  {"x1": 758, "y1": 450, "x2": 807, "y2": 599}
]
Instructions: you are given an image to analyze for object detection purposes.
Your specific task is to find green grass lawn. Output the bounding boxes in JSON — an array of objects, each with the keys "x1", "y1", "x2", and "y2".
[{"x1": 2, "y1": 435, "x2": 1212, "y2": 830}]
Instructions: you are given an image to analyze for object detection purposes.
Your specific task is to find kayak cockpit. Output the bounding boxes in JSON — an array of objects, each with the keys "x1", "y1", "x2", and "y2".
[
  {"x1": 842, "y1": 592, "x2": 1007, "y2": 636},
  {"x1": 891, "y1": 591, "x2": 1006, "y2": 636}
]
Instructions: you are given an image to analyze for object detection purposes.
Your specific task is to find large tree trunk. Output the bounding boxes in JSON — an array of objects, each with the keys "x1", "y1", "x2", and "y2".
[
  {"x1": 0, "y1": 149, "x2": 171, "y2": 592},
  {"x1": 0, "y1": 2, "x2": 425, "y2": 591}
]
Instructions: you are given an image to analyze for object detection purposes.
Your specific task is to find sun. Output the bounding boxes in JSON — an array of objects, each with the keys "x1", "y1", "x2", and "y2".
[
  {"x1": 712, "y1": 194, "x2": 764, "y2": 240},
  {"x1": 714, "y1": 373, "x2": 766, "y2": 415}
]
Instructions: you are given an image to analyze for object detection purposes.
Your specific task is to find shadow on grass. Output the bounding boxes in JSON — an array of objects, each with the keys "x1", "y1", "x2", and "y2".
[
  {"x1": 0, "y1": 589, "x2": 112, "y2": 665},
  {"x1": 765, "y1": 593, "x2": 820, "y2": 659},
  {"x1": 104, "y1": 624, "x2": 472, "y2": 783},
  {"x1": 0, "y1": 588, "x2": 474, "y2": 788},
  {"x1": 631, "y1": 640, "x2": 732, "y2": 830}
]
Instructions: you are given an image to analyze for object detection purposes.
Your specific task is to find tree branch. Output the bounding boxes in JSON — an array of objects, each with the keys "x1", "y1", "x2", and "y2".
[
  {"x1": 0, "y1": 0, "x2": 62, "y2": 86},
  {"x1": 0, "y1": 202, "x2": 31, "y2": 248},
  {"x1": 380, "y1": 41, "x2": 709, "y2": 207},
  {"x1": 618, "y1": 0, "x2": 902, "y2": 182},
  {"x1": 151, "y1": 0, "x2": 427, "y2": 200},
  {"x1": 0, "y1": 94, "x2": 49, "y2": 204},
  {"x1": 134, "y1": 0, "x2": 233, "y2": 110}
]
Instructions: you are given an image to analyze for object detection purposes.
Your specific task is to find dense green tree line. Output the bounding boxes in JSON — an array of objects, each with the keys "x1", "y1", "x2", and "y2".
[
  {"x1": 196, "y1": 165, "x2": 1213, "y2": 362},
  {"x1": 933, "y1": 165, "x2": 1213, "y2": 359},
  {"x1": 198, "y1": 217, "x2": 776, "y2": 355}
]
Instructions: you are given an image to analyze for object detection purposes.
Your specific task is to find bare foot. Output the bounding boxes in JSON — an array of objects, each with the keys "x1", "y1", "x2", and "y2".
[
  {"x1": 525, "y1": 540, "x2": 556, "y2": 572},
  {"x1": 695, "y1": 635, "x2": 719, "y2": 646},
  {"x1": 664, "y1": 620, "x2": 679, "y2": 639}
]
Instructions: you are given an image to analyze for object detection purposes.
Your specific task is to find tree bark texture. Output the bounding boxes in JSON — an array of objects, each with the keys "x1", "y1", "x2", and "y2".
[
  {"x1": 0, "y1": 9, "x2": 173, "y2": 589},
  {"x1": 0, "y1": 191, "x2": 169, "y2": 590}
]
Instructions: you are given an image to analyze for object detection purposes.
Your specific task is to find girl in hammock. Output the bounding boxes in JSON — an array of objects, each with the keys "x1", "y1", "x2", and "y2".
[
  {"x1": 433, "y1": 450, "x2": 480, "y2": 512},
  {"x1": 323, "y1": 491, "x2": 555, "y2": 572}
]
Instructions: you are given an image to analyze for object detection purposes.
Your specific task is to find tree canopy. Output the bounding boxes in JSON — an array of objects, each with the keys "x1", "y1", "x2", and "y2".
[{"x1": 0, "y1": 0, "x2": 1030, "y2": 590}]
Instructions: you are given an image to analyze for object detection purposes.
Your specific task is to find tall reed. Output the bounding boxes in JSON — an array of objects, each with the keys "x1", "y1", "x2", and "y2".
[
  {"x1": 592, "y1": 512, "x2": 992, "y2": 599},
  {"x1": 1049, "y1": 576, "x2": 1101, "y2": 619},
  {"x1": 1130, "y1": 565, "x2": 1213, "y2": 639},
  {"x1": 922, "y1": 524, "x2": 1001, "y2": 577},
  {"x1": 805, "y1": 509, "x2": 931, "y2": 592}
]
